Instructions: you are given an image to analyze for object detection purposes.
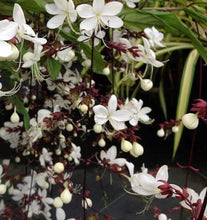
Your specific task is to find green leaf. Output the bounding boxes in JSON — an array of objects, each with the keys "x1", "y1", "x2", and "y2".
[
  {"x1": 173, "y1": 49, "x2": 199, "y2": 158},
  {"x1": 8, "y1": 96, "x2": 30, "y2": 130},
  {"x1": 183, "y1": 7, "x2": 207, "y2": 25},
  {"x1": 122, "y1": 9, "x2": 207, "y2": 63},
  {"x1": 80, "y1": 43, "x2": 107, "y2": 74},
  {"x1": 46, "y1": 57, "x2": 61, "y2": 80},
  {"x1": 159, "y1": 78, "x2": 167, "y2": 120}
]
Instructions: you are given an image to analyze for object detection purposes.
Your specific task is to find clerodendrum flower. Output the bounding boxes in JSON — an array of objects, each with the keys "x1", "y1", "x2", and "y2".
[
  {"x1": 124, "y1": 0, "x2": 140, "y2": 8},
  {"x1": 76, "y1": 0, "x2": 123, "y2": 31},
  {"x1": 93, "y1": 95, "x2": 132, "y2": 130},
  {"x1": 46, "y1": 0, "x2": 77, "y2": 30},
  {"x1": 100, "y1": 145, "x2": 126, "y2": 167},
  {"x1": 126, "y1": 163, "x2": 169, "y2": 198}
]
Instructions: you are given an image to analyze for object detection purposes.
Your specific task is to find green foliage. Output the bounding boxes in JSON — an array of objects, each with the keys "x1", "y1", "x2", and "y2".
[
  {"x1": 46, "y1": 57, "x2": 62, "y2": 80},
  {"x1": 173, "y1": 49, "x2": 199, "y2": 158}
]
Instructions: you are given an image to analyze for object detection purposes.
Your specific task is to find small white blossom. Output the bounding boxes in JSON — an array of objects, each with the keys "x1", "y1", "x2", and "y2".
[
  {"x1": 77, "y1": 0, "x2": 123, "y2": 31},
  {"x1": 93, "y1": 95, "x2": 132, "y2": 130},
  {"x1": 39, "y1": 148, "x2": 53, "y2": 167},
  {"x1": 69, "y1": 143, "x2": 81, "y2": 165},
  {"x1": 46, "y1": 0, "x2": 77, "y2": 29}
]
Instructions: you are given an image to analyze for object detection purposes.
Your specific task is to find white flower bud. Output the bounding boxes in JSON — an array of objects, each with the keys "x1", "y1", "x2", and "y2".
[
  {"x1": 82, "y1": 59, "x2": 91, "y2": 67},
  {"x1": 121, "y1": 139, "x2": 132, "y2": 152},
  {"x1": 15, "y1": 157, "x2": 20, "y2": 163},
  {"x1": 23, "y1": 52, "x2": 33, "y2": 62},
  {"x1": 53, "y1": 197, "x2": 63, "y2": 208},
  {"x1": 82, "y1": 198, "x2": 92, "y2": 209},
  {"x1": 31, "y1": 95, "x2": 36, "y2": 100},
  {"x1": 66, "y1": 123, "x2": 74, "y2": 132},
  {"x1": 0, "y1": 184, "x2": 6, "y2": 195},
  {"x1": 60, "y1": 188, "x2": 72, "y2": 204},
  {"x1": 172, "y1": 125, "x2": 179, "y2": 133},
  {"x1": 5, "y1": 103, "x2": 13, "y2": 110},
  {"x1": 141, "y1": 79, "x2": 153, "y2": 91},
  {"x1": 10, "y1": 109, "x2": 20, "y2": 123},
  {"x1": 8, "y1": 44, "x2": 19, "y2": 61},
  {"x1": 182, "y1": 113, "x2": 199, "y2": 129},
  {"x1": 55, "y1": 148, "x2": 62, "y2": 155},
  {"x1": 8, "y1": 186, "x2": 14, "y2": 195},
  {"x1": 59, "y1": 133, "x2": 66, "y2": 143},
  {"x1": 54, "y1": 162, "x2": 64, "y2": 173},
  {"x1": 2, "y1": 159, "x2": 10, "y2": 166},
  {"x1": 103, "y1": 66, "x2": 110, "y2": 75},
  {"x1": 98, "y1": 138, "x2": 106, "y2": 147},
  {"x1": 130, "y1": 142, "x2": 144, "y2": 157},
  {"x1": 157, "y1": 128, "x2": 165, "y2": 137},
  {"x1": 93, "y1": 124, "x2": 102, "y2": 133},
  {"x1": 79, "y1": 104, "x2": 88, "y2": 114}
]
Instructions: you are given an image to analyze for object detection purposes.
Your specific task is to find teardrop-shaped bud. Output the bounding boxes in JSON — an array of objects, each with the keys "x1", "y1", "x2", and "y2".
[
  {"x1": 60, "y1": 188, "x2": 72, "y2": 204},
  {"x1": 121, "y1": 139, "x2": 132, "y2": 152},
  {"x1": 141, "y1": 79, "x2": 153, "y2": 91},
  {"x1": 53, "y1": 197, "x2": 63, "y2": 208},
  {"x1": 182, "y1": 113, "x2": 199, "y2": 129}
]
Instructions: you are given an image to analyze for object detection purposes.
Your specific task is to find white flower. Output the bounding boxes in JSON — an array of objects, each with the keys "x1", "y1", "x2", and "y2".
[
  {"x1": 26, "y1": 200, "x2": 41, "y2": 218},
  {"x1": 93, "y1": 95, "x2": 132, "y2": 130},
  {"x1": 122, "y1": 98, "x2": 151, "y2": 126},
  {"x1": 180, "y1": 187, "x2": 207, "y2": 217},
  {"x1": 127, "y1": 163, "x2": 169, "y2": 198},
  {"x1": 124, "y1": 0, "x2": 140, "y2": 8},
  {"x1": 100, "y1": 145, "x2": 126, "y2": 167},
  {"x1": 69, "y1": 143, "x2": 81, "y2": 165},
  {"x1": 46, "y1": 0, "x2": 77, "y2": 29},
  {"x1": 0, "y1": 19, "x2": 18, "y2": 58},
  {"x1": 76, "y1": 0, "x2": 123, "y2": 31},
  {"x1": 144, "y1": 26, "x2": 165, "y2": 48},
  {"x1": 57, "y1": 47, "x2": 75, "y2": 63},
  {"x1": 13, "y1": 4, "x2": 35, "y2": 41},
  {"x1": 136, "y1": 38, "x2": 164, "y2": 67},
  {"x1": 39, "y1": 148, "x2": 53, "y2": 167},
  {"x1": 22, "y1": 43, "x2": 43, "y2": 68},
  {"x1": 182, "y1": 113, "x2": 199, "y2": 129}
]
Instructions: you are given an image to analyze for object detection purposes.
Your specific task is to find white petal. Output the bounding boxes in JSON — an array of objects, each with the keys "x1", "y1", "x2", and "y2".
[
  {"x1": 109, "y1": 119, "x2": 126, "y2": 130},
  {"x1": 38, "y1": 109, "x2": 51, "y2": 124},
  {"x1": 0, "y1": 20, "x2": 18, "y2": 41},
  {"x1": 69, "y1": 10, "x2": 77, "y2": 23},
  {"x1": 113, "y1": 158, "x2": 126, "y2": 166},
  {"x1": 94, "y1": 117, "x2": 108, "y2": 125},
  {"x1": 139, "y1": 107, "x2": 151, "y2": 114},
  {"x1": 76, "y1": 4, "x2": 95, "y2": 18},
  {"x1": 102, "y1": 2, "x2": 123, "y2": 16},
  {"x1": 156, "y1": 165, "x2": 168, "y2": 182},
  {"x1": 56, "y1": 208, "x2": 66, "y2": 220},
  {"x1": 200, "y1": 187, "x2": 207, "y2": 201},
  {"x1": 68, "y1": 0, "x2": 75, "y2": 10},
  {"x1": 80, "y1": 17, "x2": 97, "y2": 31},
  {"x1": 54, "y1": 0, "x2": 67, "y2": 10},
  {"x1": 101, "y1": 16, "x2": 123, "y2": 28},
  {"x1": 47, "y1": 14, "x2": 66, "y2": 29},
  {"x1": 111, "y1": 110, "x2": 132, "y2": 121},
  {"x1": 93, "y1": 105, "x2": 108, "y2": 118},
  {"x1": 108, "y1": 95, "x2": 117, "y2": 112},
  {"x1": 0, "y1": 41, "x2": 12, "y2": 57},
  {"x1": 45, "y1": 3, "x2": 62, "y2": 15},
  {"x1": 22, "y1": 24, "x2": 35, "y2": 37},
  {"x1": 93, "y1": 0, "x2": 104, "y2": 13},
  {"x1": 107, "y1": 146, "x2": 117, "y2": 161},
  {"x1": 13, "y1": 3, "x2": 26, "y2": 25},
  {"x1": 129, "y1": 117, "x2": 138, "y2": 126}
]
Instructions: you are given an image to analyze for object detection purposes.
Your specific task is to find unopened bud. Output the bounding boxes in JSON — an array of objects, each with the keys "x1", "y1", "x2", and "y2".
[
  {"x1": 98, "y1": 138, "x2": 106, "y2": 147},
  {"x1": 172, "y1": 125, "x2": 179, "y2": 133},
  {"x1": 66, "y1": 123, "x2": 73, "y2": 132},
  {"x1": 82, "y1": 198, "x2": 92, "y2": 209},
  {"x1": 0, "y1": 184, "x2": 6, "y2": 195},
  {"x1": 103, "y1": 66, "x2": 110, "y2": 75},
  {"x1": 60, "y1": 188, "x2": 72, "y2": 204},
  {"x1": 121, "y1": 139, "x2": 132, "y2": 152},
  {"x1": 54, "y1": 162, "x2": 64, "y2": 173},
  {"x1": 182, "y1": 113, "x2": 199, "y2": 129},
  {"x1": 5, "y1": 103, "x2": 13, "y2": 110},
  {"x1": 93, "y1": 124, "x2": 102, "y2": 133},
  {"x1": 10, "y1": 108, "x2": 20, "y2": 123},
  {"x1": 141, "y1": 79, "x2": 153, "y2": 91},
  {"x1": 53, "y1": 197, "x2": 63, "y2": 208},
  {"x1": 79, "y1": 104, "x2": 88, "y2": 114},
  {"x1": 130, "y1": 142, "x2": 144, "y2": 157},
  {"x1": 157, "y1": 128, "x2": 165, "y2": 137}
]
